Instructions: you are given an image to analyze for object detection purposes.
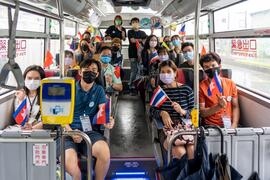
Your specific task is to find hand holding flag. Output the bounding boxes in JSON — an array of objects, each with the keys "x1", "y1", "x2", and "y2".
[
  {"x1": 13, "y1": 98, "x2": 28, "y2": 126},
  {"x1": 92, "y1": 98, "x2": 111, "y2": 125},
  {"x1": 207, "y1": 70, "x2": 223, "y2": 96},
  {"x1": 149, "y1": 50, "x2": 159, "y2": 64},
  {"x1": 150, "y1": 86, "x2": 172, "y2": 108}
]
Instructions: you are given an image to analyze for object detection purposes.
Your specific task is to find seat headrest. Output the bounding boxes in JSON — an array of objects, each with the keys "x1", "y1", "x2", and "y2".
[
  {"x1": 67, "y1": 69, "x2": 81, "y2": 81},
  {"x1": 44, "y1": 69, "x2": 60, "y2": 78}
]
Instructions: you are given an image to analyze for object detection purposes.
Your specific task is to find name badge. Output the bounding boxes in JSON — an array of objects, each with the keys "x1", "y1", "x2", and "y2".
[
  {"x1": 226, "y1": 96, "x2": 232, "y2": 102},
  {"x1": 222, "y1": 116, "x2": 231, "y2": 129},
  {"x1": 80, "y1": 115, "x2": 92, "y2": 132}
]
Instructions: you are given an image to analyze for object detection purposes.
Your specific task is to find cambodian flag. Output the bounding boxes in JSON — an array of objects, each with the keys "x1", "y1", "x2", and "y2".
[
  {"x1": 179, "y1": 24, "x2": 186, "y2": 36},
  {"x1": 150, "y1": 86, "x2": 168, "y2": 108},
  {"x1": 149, "y1": 51, "x2": 159, "y2": 64},
  {"x1": 207, "y1": 70, "x2": 223, "y2": 96},
  {"x1": 13, "y1": 98, "x2": 28, "y2": 126},
  {"x1": 92, "y1": 98, "x2": 110, "y2": 125}
]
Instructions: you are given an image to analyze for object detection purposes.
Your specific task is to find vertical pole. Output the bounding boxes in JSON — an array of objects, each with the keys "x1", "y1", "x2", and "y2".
[
  {"x1": 208, "y1": 11, "x2": 215, "y2": 52},
  {"x1": 60, "y1": 127, "x2": 66, "y2": 180},
  {"x1": 193, "y1": 0, "x2": 202, "y2": 123},
  {"x1": 56, "y1": 0, "x2": 65, "y2": 78}
]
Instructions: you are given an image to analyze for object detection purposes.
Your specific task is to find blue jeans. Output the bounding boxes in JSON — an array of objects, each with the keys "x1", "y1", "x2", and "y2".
[{"x1": 129, "y1": 58, "x2": 139, "y2": 89}]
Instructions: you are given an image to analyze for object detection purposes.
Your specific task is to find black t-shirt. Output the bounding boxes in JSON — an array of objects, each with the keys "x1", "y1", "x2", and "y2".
[
  {"x1": 105, "y1": 25, "x2": 126, "y2": 40},
  {"x1": 128, "y1": 29, "x2": 147, "y2": 58}
]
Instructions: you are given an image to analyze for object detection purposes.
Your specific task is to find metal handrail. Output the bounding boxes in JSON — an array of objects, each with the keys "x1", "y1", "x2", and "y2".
[{"x1": 63, "y1": 130, "x2": 93, "y2": 180}]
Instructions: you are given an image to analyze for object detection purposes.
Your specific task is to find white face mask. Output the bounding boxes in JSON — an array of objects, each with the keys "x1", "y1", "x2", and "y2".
[
  {"x1": 159, "y1": 55, "x2": 169, "y2": 62},
  {"x1": 150, "y1": 40, "x2": 157, "y2": 48},
  {"x1": 64, "y1": 57, "x2": 72, "y2": 65},
  {"x1": 159, "y1": 73, "x2": 175, "y2": 84},
  {"x1": 25, "y1": 79, "x2": 40, "y2": 91}
]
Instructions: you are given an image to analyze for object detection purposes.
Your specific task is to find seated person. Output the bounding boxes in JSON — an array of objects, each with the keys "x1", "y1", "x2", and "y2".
[
  {"x1": 62, "y1": 59, "x2": 114, "y2": 180},
  {"x1": 104, "y1": 34, "x2": 112, "y2": 42},
  {"x1": 99, "y1": 46, "x2": 123, "y2": 93},
  {"x1": 150, "y1": 60, "x2": 194, "y2": 160},
  {"x1": 111, "y1": 37, "x2": 123, "y2": 67},
  {"x1": 199, "y1": 52, "x2": 240, "y2": 128},
  {"x1": 179, "y1": 42, "x2": 194, "y2": 69},
  {"x1": 75, "y1": 38, "x2": 96, "y2": 65},
  {"x1": 8, "y1": 65, "x2": 45, "y2": 130}
]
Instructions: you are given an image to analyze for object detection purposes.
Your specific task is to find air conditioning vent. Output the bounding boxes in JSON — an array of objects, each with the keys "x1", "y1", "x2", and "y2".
[{"x1": 111, "y1": 0, "x2": 151, "y2": 6}]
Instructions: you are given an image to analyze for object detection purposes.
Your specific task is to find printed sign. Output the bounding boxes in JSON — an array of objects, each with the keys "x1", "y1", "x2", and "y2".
[
  {"x1": 0, "y1": 39, "x2": 27, "y2": 59},
  {"x1": 231, "y1": 39, "x2": 257, "y2": 58},
  {"x1": 33, "y1": 143, "x2": 49, "y2": 166}
]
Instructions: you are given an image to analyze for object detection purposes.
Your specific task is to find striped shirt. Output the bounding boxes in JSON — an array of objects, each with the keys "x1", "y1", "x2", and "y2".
[{"x1": 150, "y1": 84, "x2": 194, "y2": 123}]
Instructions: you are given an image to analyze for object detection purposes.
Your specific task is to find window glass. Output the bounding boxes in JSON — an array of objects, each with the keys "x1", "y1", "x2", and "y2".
[
  {"x1": 50, "y1": 19, "x2": 60, "y2": 34},
  {"x1": 185, "y1": 39, "x2": 209, "y2": 54},
  {"x1": 78, "y1": 23, "x2": 88, "y2": 34},
  {"x1": 171, "y1": 15, "x2": 208, "y2": 36},
  {"x1": 214, "y1": 0, "x2": 270, "y2": 32},
  {"x1": 64, "y1": 19, "x2": 76, "y2": 36},
  {"x1": 49, "y1": 39, "x2": 70, "y2": 68},
  {"x1": 0, "y1": 5, "x2": 8, "y2": 29},
  {"x1": 16, "y1": 10, "x2": 45, "y2": 32},
  {"x1": 215, "y1": 38, "x2": 270, "y2": 97},
  {"x1": 0, "y1": 38, "x2": 44, "y2": 94}
]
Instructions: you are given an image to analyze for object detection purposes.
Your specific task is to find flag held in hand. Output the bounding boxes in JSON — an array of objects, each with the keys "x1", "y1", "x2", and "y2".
[
  {"x1": 150, "y1": 86, "x2": 168, "y2": 108},
  {"x1": 13, "y1": 98, "x2": 28, "y2": 126},
  {"x1": 92, "y1": 98, "x2": 110, "y2": 125},
  {"x1": 207, "y1": 70, "x2": 223, "y2": 96}
]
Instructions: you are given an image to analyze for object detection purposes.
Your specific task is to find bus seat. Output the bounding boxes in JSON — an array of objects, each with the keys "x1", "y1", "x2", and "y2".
[
  {"x1": 67, "y1": 69, "x2": 81, "y2": 80},
  {"x1": 220, "y1": 69, "x2": 232, "y2": 79},
  {"x1": 44, "y1": 69, "x2": 60, "y2": 78},
  {"x1": 176, "y1": 68, "x2": 186, "y2": 84}
]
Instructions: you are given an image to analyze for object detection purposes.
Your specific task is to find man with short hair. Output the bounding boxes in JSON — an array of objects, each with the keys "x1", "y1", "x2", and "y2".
[
  {"x1": 179, "y1": 42, "x2": 195, "y2": 69},
  {"x1": 62, "y1": 59, "x2": 114, "y2": 180},
  {"x1": 128, "y1": 17, "x2": 147, "y2": 93},
  {"x1": 199, "y1": 52, "x2": 240, "y2": 128}
]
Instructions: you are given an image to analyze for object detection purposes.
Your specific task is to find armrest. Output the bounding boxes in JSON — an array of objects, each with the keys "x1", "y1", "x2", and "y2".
[{"x1": 152, "y1": 116, "x2": 164, "y2": 130}]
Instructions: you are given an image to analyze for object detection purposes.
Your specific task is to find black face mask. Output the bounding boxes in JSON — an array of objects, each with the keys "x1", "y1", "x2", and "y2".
[
  {"x1": 112, "y1": 46, "x2": 119, "y2": 52},
  {"x1": 204, "y1": 67, "x2": 220, "y2": 79},
  {"x1": 83, "y1": 71, "x2": 97, "y2": 84},
  {"x1": 81, "y1": 44, "x2": 89, "y2": 52}
]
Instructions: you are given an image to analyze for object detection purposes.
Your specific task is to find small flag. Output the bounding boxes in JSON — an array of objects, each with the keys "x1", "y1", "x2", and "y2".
[
  {"x1": 13, "y1": 98, "x2": 28, "y2": 126},
  {"x1": 95, "y1": 35, "x2": 102, "y2": 42},
  {"x1": 92, "y1": 98, "x2": 110, "y2": 125},
  {"x1": 44, "y1": 50, "x2": 54, "y2": 68},
  {"x1": 162, "y1": 42, "x2": 170, "y2": 51},
  {"x1": 149, "y1": 50, "x2": 159, "y2": 64},
  {"x1": 136, "y1": 39, "x2": 140, "y2": 49},
  {"x1": 70, "y1": 38, "x2": 77, "y2": 50},
  {"x1": 150, "y1": 86, "x2": 168, "y2": 108},
  {"x1": 201, "y1": 45, "x2": 206, "y2": 56},
  {"x1": 178, "y1": 24, "x2": 186, "y2": 36},
  {"x1": 78, "y1": 32, "x2": 83, "y2": 40},
  {"x1": 207, "y1": 70, "x2": 223, "y2": 96},
  {"x1": 114, "y1": 66, "x2": 121, "y2": 79}
]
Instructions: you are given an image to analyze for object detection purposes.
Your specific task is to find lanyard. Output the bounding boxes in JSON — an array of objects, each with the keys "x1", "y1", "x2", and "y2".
[{"x1": 27, "y1": 95, "x2": 37, "y2": 117}]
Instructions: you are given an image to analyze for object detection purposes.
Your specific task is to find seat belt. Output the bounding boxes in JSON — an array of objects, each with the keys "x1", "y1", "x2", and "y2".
[{"x1": 0, "y1": 1, "x2": 24, "y2": 90}]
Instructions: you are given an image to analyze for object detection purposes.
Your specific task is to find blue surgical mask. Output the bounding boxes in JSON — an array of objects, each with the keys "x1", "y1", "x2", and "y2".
[
  {"x1": 100, "y1": 55, "x2": 111, "y2": 64},
  {"x1": 184, "y1": 51, "x2": 194, "y2": 61},
  {"x1": 172, "y1": 40, "x2": 180, "y2": 47}
]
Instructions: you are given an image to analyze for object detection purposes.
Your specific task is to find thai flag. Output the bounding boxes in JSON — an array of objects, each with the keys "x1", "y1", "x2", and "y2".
[
  {"x1": 179, "y1": 24, "x2": 186, "y2": 36},
  {"x1": 150, "y1": 86, "x2": 168, "y2": 108},
  {"x1": 149, "y1": 51, "x2": 159, "y2": 64},
  {"x1": 92, "y1": 98, "x2": 110, "y2": 125},
  {"x1": 13, "y1": 98, "x2": 28, "y2": 126},
  {"x1": 136, "y1": 39, "x2": 140, "y2": 49},
  {"x1": 207, "y1": 70, "x2": 223, "y2": 96}
]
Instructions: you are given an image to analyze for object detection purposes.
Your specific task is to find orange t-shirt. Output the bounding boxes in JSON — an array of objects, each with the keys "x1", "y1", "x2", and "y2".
[{"x1": 199, "y1": 77, "x2": 238, "y2": 126}]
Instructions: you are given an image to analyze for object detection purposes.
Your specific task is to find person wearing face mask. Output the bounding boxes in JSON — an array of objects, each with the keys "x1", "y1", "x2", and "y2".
[
  {"x1": 199, "y1": 52, "x2": 240, "y2": 128},
  {"x1": 179, "y1": 42, "x2": 195, "y2": 69},
  {"x1": 141, "y1": 35, "x2": 160, "y2": 76},
  {"x1": 61, "y1": 59, "x2": 115, "y2": 180},
  {"x1": 150, "y1": 60, "x2": 195, "y2": 160},
  {"x1": 99, "y1": 46, "x2": 123, "y2": 93},
  {"x1": 111, "y1": 38, "x2": 123, "y2": 67},
  {"x1": 168, "y1": 35, "x2": 185, "y2": 67},
  {"x1": 105, "y1": 15, "x2": 126, "y2": 41},
  {"x1": 8, "y1": 65, "x2": 45, "y2": 130},
  {"x1": 75, "y1": 38, "x2": 95, "y2": 66},
  {"x1": 82, "y1": 31, "x2": 91, "y2": 43},
  {"x1": 128, "y1": 17, "x2": 147, "y2": 93}
]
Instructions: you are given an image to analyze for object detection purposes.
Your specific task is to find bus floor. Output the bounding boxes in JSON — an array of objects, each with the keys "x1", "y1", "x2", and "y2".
[{"x1": 107, "y1": 94, "x2": 157, "y2": 180}]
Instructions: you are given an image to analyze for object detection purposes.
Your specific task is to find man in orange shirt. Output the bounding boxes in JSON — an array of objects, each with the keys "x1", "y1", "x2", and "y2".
[{"x1": 199, "y1": 52, "x2": 240, "y2": 128}]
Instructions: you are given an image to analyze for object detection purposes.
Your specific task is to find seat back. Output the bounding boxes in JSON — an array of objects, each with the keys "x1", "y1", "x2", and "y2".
[
  {"x1": 44, "y1": 69, "x2": 60, "y2": 78},
  {"x1": 66, "y1": 69, "x2": 81, "y2": 81}
]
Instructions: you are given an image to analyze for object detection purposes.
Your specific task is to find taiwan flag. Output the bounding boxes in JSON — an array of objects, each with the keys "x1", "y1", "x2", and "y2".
[
  {"x1": 13, "y1": 98, "x2": 28, "y2": 126},
  {"x1": 92, "y1": 98, "x2": 110, "y2": 125}
]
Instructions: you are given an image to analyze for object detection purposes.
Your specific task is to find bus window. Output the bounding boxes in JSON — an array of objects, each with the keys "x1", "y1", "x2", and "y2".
[
  {"x1": 171, "y1": 15, "x2": 208, "y2": 36},
  {"x1": 78, "y1": 23, "x2": 88, "y2": 35},
  {"x1": 50, "y1": 19, "x2": 59, "y2": 34},
  {"x1": 0, "y1": 5, "x2": 8, "y2": 30},
  {"x1": 16, "y1": 10, "x2": 45, "y2": 33},
  {"x1": 64, "y1": 19, "x2": 76, "y2": 36},
  {"x1": 215, "y1": 38, "x2": 270, "y2": 97},
  {"x1": 214, "y1": 0, "x2": 270, "y2": 32}
]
